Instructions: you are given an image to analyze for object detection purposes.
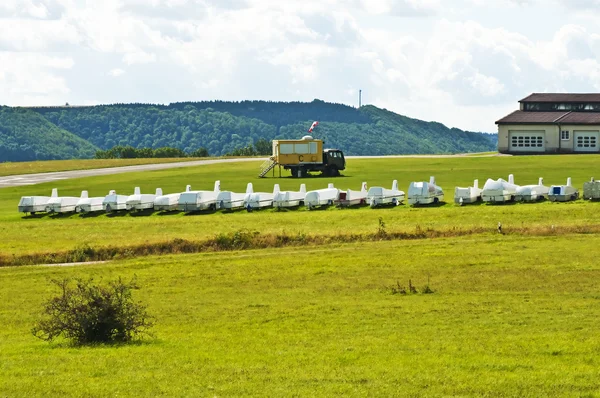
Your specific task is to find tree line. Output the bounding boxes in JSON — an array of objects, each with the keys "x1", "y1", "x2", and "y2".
[
  {"x1": 0, "y1": 100, "x2": 497, "y2": 162},
  {"x1": 94, "y1": 138, "x2": 272, "y2": 159}
]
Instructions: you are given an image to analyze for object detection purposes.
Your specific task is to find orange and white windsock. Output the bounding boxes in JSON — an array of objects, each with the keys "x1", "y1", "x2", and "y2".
[{"x1": 308, "y1": 121, "x2": 319, "y2": 133}]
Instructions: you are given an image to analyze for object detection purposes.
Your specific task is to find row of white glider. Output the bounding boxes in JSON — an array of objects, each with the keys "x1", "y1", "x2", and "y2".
[
  {"x1": 21, "y1": 174, "x2": 593, "y2": 215},
  {"x1": 454, "y1": 175, "x2": 580, "y2": 205},
  {"x1": 17, "y1": 177, "x2": 447, "y2": 214}
]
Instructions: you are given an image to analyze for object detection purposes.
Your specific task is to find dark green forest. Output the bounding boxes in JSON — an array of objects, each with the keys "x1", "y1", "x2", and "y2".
[
  {"x1": 0, "y1": 107, "x2": 98, "y2": 162},
  {"x1": 0, "y1": 100, "x2": 496, "y2": 162}
]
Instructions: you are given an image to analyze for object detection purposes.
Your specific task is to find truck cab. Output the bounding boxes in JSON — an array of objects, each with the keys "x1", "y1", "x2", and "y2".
[{"x1": 323, "y1": 149, "x2": 346, "y2": 176}]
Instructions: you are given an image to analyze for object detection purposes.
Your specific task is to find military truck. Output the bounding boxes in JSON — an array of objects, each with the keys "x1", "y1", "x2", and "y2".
[{"x1": 259, "y1": 135, "x2": 346, "y2": 178}]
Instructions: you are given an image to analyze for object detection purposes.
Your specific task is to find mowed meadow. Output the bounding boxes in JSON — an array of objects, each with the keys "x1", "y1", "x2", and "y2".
[
  {"x1": 2, "y1": 155, "x2": 600, "y2": 396},
  {"x1": 1, "y1": 154, "x2": 600, "y2": 258},
  {"x1": 3, "y1": 236, "x2": 600, "y2": 396}
]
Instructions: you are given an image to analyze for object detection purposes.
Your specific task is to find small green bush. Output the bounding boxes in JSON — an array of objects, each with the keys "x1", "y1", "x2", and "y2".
[
  {"x1": 32, "y1": 277, "x2": 153, "y2": 345},
  {"x1": 377, "y1": 217, "x2": 387, "y2": 238}
]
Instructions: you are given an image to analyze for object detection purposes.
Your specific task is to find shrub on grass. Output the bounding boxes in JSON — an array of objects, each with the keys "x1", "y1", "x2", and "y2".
[
  {"x1": 376, "y1": 217, "x2": 387, "y2": 239},
  {"x1": 385, "y1": 278, "x2": 435, "y2": 295},
  {"x1": 214, "y1": 230, "x2": 259, "y2": 250},
  {"x1": 32, "y1": 277, "x2": 153, "y2": 345},
  {"x1": 388, "y1": 280, "x2": 407, "y2": 295}
]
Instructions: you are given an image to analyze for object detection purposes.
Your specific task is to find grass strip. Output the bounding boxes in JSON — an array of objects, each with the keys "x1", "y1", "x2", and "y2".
[{"x1": 3, "y1": 223, "x2": 599, "y2": 267}]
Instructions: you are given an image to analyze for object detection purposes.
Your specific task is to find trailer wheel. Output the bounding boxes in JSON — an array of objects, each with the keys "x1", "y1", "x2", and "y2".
[{"x1": 296, "y1": 167, "x2": 308, "y2": 178}]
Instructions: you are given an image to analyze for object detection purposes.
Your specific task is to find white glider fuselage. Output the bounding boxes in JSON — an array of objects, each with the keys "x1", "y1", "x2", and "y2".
[
  {"x1": 367, "y1": 180, "x2": 405, "y2": 208},
  {"x1": 178, "y1": 181, "x2": 221, "y2": 212},
  {"x1": 408, "y1": 177, "x2": 444, "y2": 205},
  {"x1": 76, "y1": 191, "x2": 105, "y2": 213},
  {"x1": 153, "y1": 194, "x2": 179, "y2": 211},
  {"x1": 155, "y1": 186, "x2": 191, "y2": 211},
  {"x1": 515, "y1": 178, "x2": 548, "y2": 202},
  {"x1": 45, "y1": 189, "x2": 79, "y2": 213},
  {"x1": 454, "y1": 180, "x2": 482, "y2": 205},
  {"x1": 18, "y1": 190, "x2": 54, "y2": 214},
  {"x1": 216, "y1": 191, "x2": 246, "y2": 210},
  {"x1": 305, "y1": 184, "x2": 340, "y2": 209},
  {"x1": 549, "y1": 178, "x2": 578, "y2": 202},
  {"x1": 217, "y1": 183, "x2": 252, "y2": 210},
  {"x1": 178, "y1": 191, "x2": 218, "y2": 212},
  {"x1": 273, "y1": 184, "x2": 306, "y2": 208},
  {"x1": 126, "y1": 188, "x2": 162, "y2": 211},
  {"x1": 337, "y1": 182, "x2": 368, "y2": 207},
  {"x1": 481, "y1": 175, "x2": 518, "y2": 203},
  {"x1": 103, "y1": 191, "x2": 129, "y2": 212},
  {"x1": 583, "y1": 178, "x2": 600, "y2": 200}
]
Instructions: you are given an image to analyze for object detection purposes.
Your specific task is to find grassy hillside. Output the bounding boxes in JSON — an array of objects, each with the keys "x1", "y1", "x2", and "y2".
[
  {"x1": 26, "y1": 100, "x2": 496, "y2": 158},
  {"x1": 2, "y1": 236, "x2": 600, "y2": 396},
  {"x1": 0, "y1": 107, "x2": 98, "y2": 161}
]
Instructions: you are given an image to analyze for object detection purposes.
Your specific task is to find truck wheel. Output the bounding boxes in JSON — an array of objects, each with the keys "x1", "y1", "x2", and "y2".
[{"x1": 325, "y1": 167, "x2": 339, "y2": 177}]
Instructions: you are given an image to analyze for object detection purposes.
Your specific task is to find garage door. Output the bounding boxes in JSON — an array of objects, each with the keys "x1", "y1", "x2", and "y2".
[
  {"x1": 509, "y1": 131, "x2": 545, "y2": 152},
  {"x1": 574, "y1": 131, "x2": 599, "y2": 153}
]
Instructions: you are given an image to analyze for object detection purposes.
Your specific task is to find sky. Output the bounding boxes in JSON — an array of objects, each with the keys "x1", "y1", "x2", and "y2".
[{"x1": 2, "y1": 0, "x2": 600, "y2": 133}]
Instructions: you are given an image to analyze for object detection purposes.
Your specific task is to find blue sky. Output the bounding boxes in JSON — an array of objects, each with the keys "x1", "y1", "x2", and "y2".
[{"x1": 1, "y1": 0, "x2": 600, "y2": 132}]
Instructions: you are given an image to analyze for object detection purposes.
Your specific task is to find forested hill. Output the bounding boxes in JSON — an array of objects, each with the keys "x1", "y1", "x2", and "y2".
[
  {"x1": 1, "y1": 100, "x2": 496, "y2": 161},
  {"x1": 0, "y1": 107, "x2": 98, "y2": 162}
]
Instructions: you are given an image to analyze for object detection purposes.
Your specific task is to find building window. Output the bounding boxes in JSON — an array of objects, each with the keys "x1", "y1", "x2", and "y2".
[
  {"x1": 576, "y1": 135, "x2": 597, "y2": 148},
  {"x1": 561, "y1": 131, "x2": 570, "y2": 140},
  {"x1": 511, "y1": 135, "x2": 544, "y2": 148}
]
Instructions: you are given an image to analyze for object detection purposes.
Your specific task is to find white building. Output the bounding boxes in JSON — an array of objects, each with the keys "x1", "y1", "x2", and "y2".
[{"x1": 497, "y1": 93, "x2": 600, "y2": 154}]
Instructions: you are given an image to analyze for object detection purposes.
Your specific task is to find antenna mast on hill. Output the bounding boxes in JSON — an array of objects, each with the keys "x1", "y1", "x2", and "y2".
[{"x1": 359, "y1": 89, "x2": 362, "y2": 108}]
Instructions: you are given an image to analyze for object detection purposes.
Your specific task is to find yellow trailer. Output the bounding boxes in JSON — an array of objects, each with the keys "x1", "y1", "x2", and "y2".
[
  {"x1": 272, "y1": 137, "x2": 323, "y2": 165},
  {"x1": 259, "y1": 136, "x2": 346, "y2": 178}
]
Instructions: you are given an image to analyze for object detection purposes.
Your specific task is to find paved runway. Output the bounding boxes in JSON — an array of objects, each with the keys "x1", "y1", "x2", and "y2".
[{"x1": 0, "y1": 158, "x2": 263, "y2": 188}]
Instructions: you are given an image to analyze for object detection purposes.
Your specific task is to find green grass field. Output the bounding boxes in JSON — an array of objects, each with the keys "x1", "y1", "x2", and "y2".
[
  {"x1": 0, "y1": 158, "x2": 204, "y2": 177},
  {"x1": 1, "y1": 155, "x2": 600, "y2": 258},
  {"x1": 2, "y1": 155, "x2": 600, "y2": 396},
  {"x1": 2, "y1": 235, "x2": 600, "y2": 396}
]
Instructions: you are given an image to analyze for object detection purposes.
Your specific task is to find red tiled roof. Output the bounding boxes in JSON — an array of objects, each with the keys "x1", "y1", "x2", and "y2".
[
  {"x1": 496, "y1": 111, "x2": 568, "y2": 124},
  {"x1": 520, "y1": 93, "x2": 600, "y2": 103},
  {"x1": 557, "y1": 112, "x2": 600, "y2": 124},
  {"x1": 496, "y1": 110, "x2": 600, "y2": 125},
  {"x1": 496, "y1": 111, "x2": 600, "y2": 125}
]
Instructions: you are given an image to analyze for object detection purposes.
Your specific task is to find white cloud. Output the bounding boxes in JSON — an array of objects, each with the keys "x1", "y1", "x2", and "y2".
[
  {"x1": 0, "y1": 53, "x2": 72, "y2": 104},
  {"x1": 109, "y1": 68, "x2": 126, "y2": 77},
  {"x1": 468, "y1": 73, "x2": 506, "y2": 97},
  {"x1": 2, "y1": 0, "x2": 600, "y2": 132},
  {"x1": 358, "y1": 0, "x2": 441, "y2": 16},
  {"x1": 123, "y1": 51, "x2": 157, "y2": 65},
  {"x1": 0, "y1": 0, "x2": 63, "y2": 19}
]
